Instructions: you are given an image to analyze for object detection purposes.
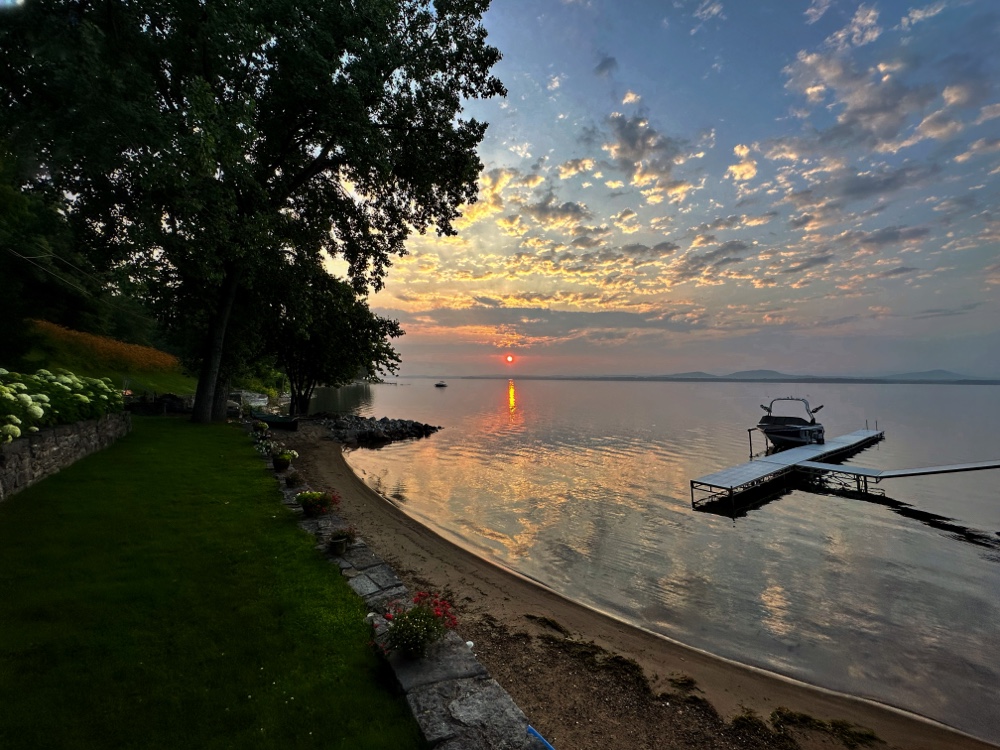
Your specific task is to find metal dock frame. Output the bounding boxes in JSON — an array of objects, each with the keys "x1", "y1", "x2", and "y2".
[{"x1": 690, "y1": 429, "x2": 885, "y2": 508}]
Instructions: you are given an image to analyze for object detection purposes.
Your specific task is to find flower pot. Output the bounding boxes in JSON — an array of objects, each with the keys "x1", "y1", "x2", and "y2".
[
  {"x1": 272, "y1": 456, "x2": 291, "y2": 472},
  {"x1": 328, "y1": 536, "x2": 349, "y2": 556}
]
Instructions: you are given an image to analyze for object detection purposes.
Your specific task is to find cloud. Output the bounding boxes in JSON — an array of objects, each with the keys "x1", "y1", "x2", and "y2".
[
  {"x1": 612, "y1": 208, "x2": 641, "y2": 234},
  {"x1": 913, "y1": 110, "x2": 964, "y2": 140},
  {"x1": 984, "y1": 261, "x2": 1000, "y2": 286},
  {"x1": 826, "y1": 4, "x2": 882, "y2": 51},
  {"x1": 691, "y1": 1, "x2": 726, "y2": 33},
  {"x1": 855, "y1": 225, "x2": 931, "y2": 252},
  {"x1": 913, "y1": 302, "x2": 981, "y2": 319},
  {"x1": 784, "y1": 50, "x2": 937, "y2": 152},
  {"x1": 496, "y1": 214, "x2": 531, "y2": 237},
  {"x1": 804, "y1": 0, "x2": 833, "y2": 24},
  {"x1": 392, "y1": 306, "x2": 710, "y2": 346},
  {"x1": 873, "y1": 265, "x2": 919, "y2": 278},
  {"x1": 834, "y1": 164, "x2": 939, "y2": 202},
  {"x1": 694, "y1": 212, "x2": 777, "y2": 233},
  {"x1": 519, "y1": 190, "x2": 593, "y2": 232},
  {"x1": 558, "y1": 158, "x2": 595, "y2": 179},
  {"x1": 899, "y1": 1, "x2": 947, "y2": 31},
  {"x1": 667, "y1": 240, "x2": 752, "y2": 284},
  {"x1": 975, "y1": 103, "x2": 1000, "y2": 125},
  {"x1": 781, "y1": 253, "x2": 835, "y2": 274},
  {"x1": 954, "y1": 137, "x2": 1000, "y2": 164},
  {"x1": 454, "y1": 168, "x2": 519, "y2": 229},
  {"x1": 725, "y1": 143, "x2": 758, "y2": 181},
  {"x1": 509, "y1": 142, "x2": 532, "y2": 158},
  {"x1": 594, "y1": 55, "x2": 618, "y2": 78},
  {"x1": 547, "y1": 75, "x2": 563, "y2": 91},
  {"x1": 601, "y1": 113, "x2": 698, "y2": 203},
  {"x1": 622, "y1": 90, "x2": 641, "y2": 105},
  {"x1": 472, "y1": 296, "x2": 503, "y2": 308}
]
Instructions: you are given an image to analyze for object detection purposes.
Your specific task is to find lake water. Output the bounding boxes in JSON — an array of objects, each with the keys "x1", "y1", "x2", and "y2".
[{"x1": 314, "y1": 379, "x2": 1000, "y2": 742}]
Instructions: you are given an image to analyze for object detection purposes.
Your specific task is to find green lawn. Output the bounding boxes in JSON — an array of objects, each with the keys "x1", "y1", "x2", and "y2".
[{"x1": 0, "y1": 417, "x2": 425, "y2": 749}]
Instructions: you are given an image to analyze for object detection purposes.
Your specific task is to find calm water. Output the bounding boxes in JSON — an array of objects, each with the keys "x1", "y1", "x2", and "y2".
[{"x1": 315, "y1": 379, "x2": 1000, "y2": 741}]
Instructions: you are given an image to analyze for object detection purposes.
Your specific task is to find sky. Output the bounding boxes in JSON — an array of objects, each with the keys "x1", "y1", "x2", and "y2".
[{"x1": 372, "y1": 0, "x2": 1000, "y2": 378}]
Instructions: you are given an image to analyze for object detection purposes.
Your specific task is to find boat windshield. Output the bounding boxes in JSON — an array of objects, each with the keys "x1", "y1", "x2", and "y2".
[{"x1": 762, "y1": 397, "x2": 819, "y2": 417}]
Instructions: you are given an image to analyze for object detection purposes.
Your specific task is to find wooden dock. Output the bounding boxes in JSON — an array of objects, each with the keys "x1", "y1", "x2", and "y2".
[{"x1": 690, "y1": 429, "x2": 884, "y2": 506}]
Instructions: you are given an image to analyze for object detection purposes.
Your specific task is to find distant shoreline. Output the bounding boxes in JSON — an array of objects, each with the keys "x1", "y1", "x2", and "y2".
[{"x1": 404, "y1": 374, "x2": 1000, "y2": 385}]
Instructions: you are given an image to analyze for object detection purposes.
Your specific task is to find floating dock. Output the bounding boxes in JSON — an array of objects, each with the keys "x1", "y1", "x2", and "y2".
[
  {"x1": 691, "y1": 428, "x2": 1000, "y2": 507},
  {"x1": 690, "y1": 429, "x2": 884, "y2": 506}
]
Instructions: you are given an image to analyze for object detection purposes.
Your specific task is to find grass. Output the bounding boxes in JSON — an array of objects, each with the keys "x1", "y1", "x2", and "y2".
[{"x1": 0, "y1": 417, "x2": 426, "y2": 750}]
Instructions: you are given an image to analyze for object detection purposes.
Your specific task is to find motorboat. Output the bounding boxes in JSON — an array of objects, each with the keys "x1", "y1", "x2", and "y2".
[
  {"x1": 757, "y1": 397, "x2": 824, "y2": 448},
  {"x1": 434, "y1": 381, "x2": 448, "y2": 388}
]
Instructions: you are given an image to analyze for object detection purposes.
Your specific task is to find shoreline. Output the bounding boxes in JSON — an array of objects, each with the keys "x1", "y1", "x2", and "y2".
[{"x1": 283, "y1": 423, "x2": 996, "y2": 750}]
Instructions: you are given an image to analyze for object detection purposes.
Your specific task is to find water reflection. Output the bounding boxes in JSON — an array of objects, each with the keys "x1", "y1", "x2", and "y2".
[
  {"x1": 508, "y1": 379, "x2": 517, "y2": 423},
  {"x1": 309, "y1": 383, "x2": 375, "y2": 415}
]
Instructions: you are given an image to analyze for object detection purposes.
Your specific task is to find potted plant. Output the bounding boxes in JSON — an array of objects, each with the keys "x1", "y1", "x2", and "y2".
[
  {"x1": 296, "y1": 490, "x2": 339, "y2": 517},
  {"x1": 272, "y1": 448, "x2": 298, "y2": 472},
  {"x1": 327, "y1": 525, "x2": 357, "y2": 556},
  {"x1": 383, "y1": 592, "x2": 458, "y2": 658}
]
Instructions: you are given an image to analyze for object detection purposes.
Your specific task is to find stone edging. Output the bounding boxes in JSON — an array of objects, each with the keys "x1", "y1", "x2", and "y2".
[{"x1": 269, "y1": 458, "x2": 553, "y2": 750}]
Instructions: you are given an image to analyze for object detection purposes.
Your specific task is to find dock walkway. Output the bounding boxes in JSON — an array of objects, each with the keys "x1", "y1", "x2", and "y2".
[
  {"x1": 690, "y1": 429, "x2": 884, "y2": 506},
  {"x1": 692, "y1": 429, "x2": 1000, "y2": 506}
]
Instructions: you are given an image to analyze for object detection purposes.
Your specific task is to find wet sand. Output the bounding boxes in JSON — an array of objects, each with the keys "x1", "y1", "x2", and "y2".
[{"x1": 282, "y1": 423, "x2": 996, "y2": 750}]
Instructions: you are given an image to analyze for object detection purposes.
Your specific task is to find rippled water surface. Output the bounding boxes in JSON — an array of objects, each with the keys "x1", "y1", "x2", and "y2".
[{"x1": 318, "y1": 379, "x2": 1000, "y2": 741}]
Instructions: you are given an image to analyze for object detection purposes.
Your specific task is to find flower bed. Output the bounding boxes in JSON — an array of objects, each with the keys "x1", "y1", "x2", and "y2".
[
  {"x1": 295, "y1": 490, "x2": 340, "y2": 517},
  {"x1": 383, "y1": 592, "x2": 459, "y2": 658}
]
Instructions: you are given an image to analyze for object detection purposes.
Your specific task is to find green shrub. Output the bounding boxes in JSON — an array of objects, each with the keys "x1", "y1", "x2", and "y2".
[{"x1": 0, "y1": 367, "x2": 124, "y2": 443}]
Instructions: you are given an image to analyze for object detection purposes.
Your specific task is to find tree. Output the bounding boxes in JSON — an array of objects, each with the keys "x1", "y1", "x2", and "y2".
[
  {"x1": 0, "y1": 144, "x2": 107, "y2": 362},
  {"x1": 268, "y1": 260, "x2": 402, "y2": 416},
  {"x1": 0, "y1": 0, "x2": 504, "y2": 421}
]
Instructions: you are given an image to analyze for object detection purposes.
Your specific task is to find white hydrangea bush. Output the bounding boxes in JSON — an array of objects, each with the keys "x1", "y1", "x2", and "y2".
[{"x1": 0, "y1": 368, "x2": 125, "y2": 444}]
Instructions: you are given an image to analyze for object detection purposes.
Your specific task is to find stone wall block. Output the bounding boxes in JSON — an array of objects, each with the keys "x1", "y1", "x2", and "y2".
[{"x1": 0, "y1": 413, "x2": 132, "y2": 504}]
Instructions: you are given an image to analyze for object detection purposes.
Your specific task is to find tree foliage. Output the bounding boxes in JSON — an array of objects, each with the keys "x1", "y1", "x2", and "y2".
[
  {"x1": 268, "y1": 260, "x2": 402, "y2": 416},
  {"x1": 0, "y1": 0, "x2": 504, "y2": 420}
]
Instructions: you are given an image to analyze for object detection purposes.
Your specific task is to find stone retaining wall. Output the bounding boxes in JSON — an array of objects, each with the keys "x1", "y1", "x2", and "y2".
[{"x1": 0, "y1": 412, "x2": 132, "y2": 502}]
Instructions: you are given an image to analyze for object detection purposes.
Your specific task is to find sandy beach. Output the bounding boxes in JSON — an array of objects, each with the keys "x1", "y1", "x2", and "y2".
[{"x1": 281, "y1": 423, "x2": 995, "y2": 750}]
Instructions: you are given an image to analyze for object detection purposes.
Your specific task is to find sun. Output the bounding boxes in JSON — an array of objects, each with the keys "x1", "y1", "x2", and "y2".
[{"x1": 505, "y1": 354, "x2": 514, "y2": 364}]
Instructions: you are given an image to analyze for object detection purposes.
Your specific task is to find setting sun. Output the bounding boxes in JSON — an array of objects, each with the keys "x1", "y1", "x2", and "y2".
[{"x1": 506, "y1": 354, "x2": 514, "y2": 363}]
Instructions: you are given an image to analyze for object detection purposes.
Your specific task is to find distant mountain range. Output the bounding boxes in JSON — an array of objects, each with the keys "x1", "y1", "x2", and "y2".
[
  {"x1": 660, "y1": 368, "x2": 991, "y2": 382},
  {"x1": 431, "y1": 369, "x2": 1000, "y2": 383}
]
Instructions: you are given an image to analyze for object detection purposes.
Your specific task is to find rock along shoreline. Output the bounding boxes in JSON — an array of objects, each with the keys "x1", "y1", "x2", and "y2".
[{"x1": 318, "y1": 414, "x2": 441, "y2": 448}]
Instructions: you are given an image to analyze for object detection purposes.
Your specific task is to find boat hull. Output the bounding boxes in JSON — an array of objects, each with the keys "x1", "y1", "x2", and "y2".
[{"x1": 757, "y1": 423, "x2": 824, "y2": 448}]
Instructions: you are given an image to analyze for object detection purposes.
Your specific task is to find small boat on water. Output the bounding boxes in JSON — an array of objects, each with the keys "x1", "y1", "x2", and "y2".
[
  {"x1": 757, "y1": 397, "x2": 824, "y2": 448},
  {"x1": 434, "y1": 381, "x2": 448, "y2": 388}
]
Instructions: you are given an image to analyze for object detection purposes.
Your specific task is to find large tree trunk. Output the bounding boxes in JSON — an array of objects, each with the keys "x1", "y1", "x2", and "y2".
[
  {"x1": 291, "y1": 384, "x2": 314, "y2": 417},
  {"x1": 191, "y1": 269, "x2": 241, "y2": 424},
  {"x1": 211, "y1": 375, "x2": 231, "y2": 422},
  {"x1": 286, "y1": 363, "x2": 316, "y2": 417}
]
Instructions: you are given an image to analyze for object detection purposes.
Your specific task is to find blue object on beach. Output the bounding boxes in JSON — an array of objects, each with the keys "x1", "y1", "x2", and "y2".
[{"x1": 527, "y1": 725, "x2": 556, "y2": 749}]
